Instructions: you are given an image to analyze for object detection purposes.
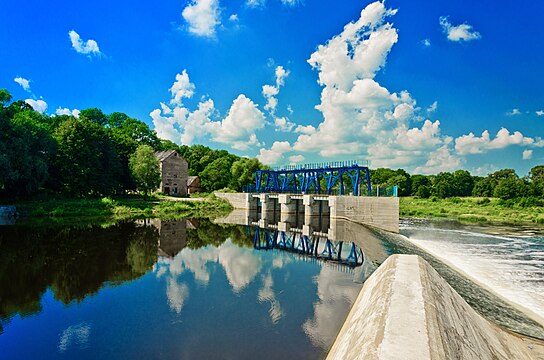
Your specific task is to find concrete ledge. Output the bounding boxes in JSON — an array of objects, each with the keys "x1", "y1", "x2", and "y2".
[
  {"x1": 329, "y1": 196, "x2": 399, "y2": 233},
  {"x1": 214, "y1": 192, "x2": 254, "y2": 210},
  {"x1": 327, "y1": 255, "x2": 542, "y2": 360}
]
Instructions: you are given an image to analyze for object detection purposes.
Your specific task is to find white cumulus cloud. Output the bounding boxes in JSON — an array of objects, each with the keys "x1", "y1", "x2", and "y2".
[
  {"x1": 170, "y1": 69, "x2": 196, "y2": 105},
  {"x1": 151, "y1": 70, "x2": 265, "y2": 150},
  {"x1": 14, "y1": 77, "x2": 31, "y2": 92},
  {"x1": 25, "y1": 99, "x2": 47, "y2": 114},
  {"x1": 439, "y1": 16, "x2": 481, "y2": 42},
  {"x1": 421, "y1": 38, "x2": 431, "y2": 47},
  {"x1": 68, "y1": 30, "x2": 101, "y2": 56},
  {"x1": 55, "y1": 107, "x2": 80, "y2": 118},
  {"x1": 455, "y1": 128, "x2": 537, "y2": 155},
  {"x1": 257, "y1": 141, "x2": 291, "y2": 165},
  {"x1": 535, "y1": 110, "x2": 543, "y2": 116},
  {"x1": 182, "y1": 0, "x2": 221, "y2": 38}
]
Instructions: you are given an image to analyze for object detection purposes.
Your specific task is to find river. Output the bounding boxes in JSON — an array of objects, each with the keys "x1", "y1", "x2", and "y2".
[{"x1": 1, "y1": 216, "x2": 543, "y2": 359}]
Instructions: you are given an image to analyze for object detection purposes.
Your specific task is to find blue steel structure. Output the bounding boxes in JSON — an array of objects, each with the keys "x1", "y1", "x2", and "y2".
[
  {"x1": 252, "y1": 227, "x2": 364, "y2": 267},
  {"x1": 251, "y1": 160, "x2": 371, "y2": 196}
]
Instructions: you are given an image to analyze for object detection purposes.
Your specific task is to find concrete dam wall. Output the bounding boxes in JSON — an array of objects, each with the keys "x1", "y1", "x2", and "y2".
[
  {"x1": 327, "y1": 255, "x2": 544, "y2": 360},
  {"x1": 214, "y1": 192, "x2": 399, "y2": 233}
]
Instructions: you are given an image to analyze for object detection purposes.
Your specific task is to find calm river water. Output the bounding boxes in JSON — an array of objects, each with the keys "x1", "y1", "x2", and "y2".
[
  {"x1": 0, "y1": 219, "x2": 365, "y2": 359},
  {"x1": 1, "y1": 216, "x2": 543, "y2": 359}
]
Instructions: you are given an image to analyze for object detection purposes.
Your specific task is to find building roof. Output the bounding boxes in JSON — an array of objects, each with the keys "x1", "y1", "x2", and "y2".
[
  {"x1": 187, "y1": 176, "x2": 199, "y2": 186},
  {"x1": 154, "y1": 150, "x2": 185, "y2": 162}
]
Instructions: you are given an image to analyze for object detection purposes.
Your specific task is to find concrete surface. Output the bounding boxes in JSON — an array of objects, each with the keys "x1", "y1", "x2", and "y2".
[
  {"x1": 327, "y1": 255, "x2": 544, "y2": 360},
  {"x1": 328, "y1": 196, "x2": 399, "y2": 233}
]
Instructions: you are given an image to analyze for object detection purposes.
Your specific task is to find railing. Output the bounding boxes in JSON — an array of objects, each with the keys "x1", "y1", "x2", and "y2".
[{"x1": 242, "y1": 184, "x2": 398, "y2": 197}]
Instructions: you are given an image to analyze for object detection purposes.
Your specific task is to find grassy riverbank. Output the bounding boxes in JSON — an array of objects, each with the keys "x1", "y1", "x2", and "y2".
[
  {"x1": 401, "y1": 196, "x2": 544, "y2": 224},
  {"x1": 8, "y1": 194, "x2": 232, "y2": 222}
]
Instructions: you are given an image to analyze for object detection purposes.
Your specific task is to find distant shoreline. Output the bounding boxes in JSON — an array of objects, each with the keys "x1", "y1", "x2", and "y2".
[{"x1": 400, "y1": 196, "x2": 544, "y2": 226}]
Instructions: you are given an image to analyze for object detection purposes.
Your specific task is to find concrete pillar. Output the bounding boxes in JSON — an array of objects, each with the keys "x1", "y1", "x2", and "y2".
[
  {"x1": 258, "y1": 194, "x2": 276, "y2": 226},
  {"x1": 278, "y1": 194, "x2": 296, "y2": 231}
]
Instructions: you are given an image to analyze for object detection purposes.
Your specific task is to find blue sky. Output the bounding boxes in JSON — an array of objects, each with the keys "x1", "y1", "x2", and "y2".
[{"x1": 1, "y1": 0, "x2": 543, "y2": 175}]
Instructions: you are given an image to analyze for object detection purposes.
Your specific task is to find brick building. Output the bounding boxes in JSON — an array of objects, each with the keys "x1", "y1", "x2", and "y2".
[{"x1": 154, "y1": 150, "x2": 188, "y2": 196}]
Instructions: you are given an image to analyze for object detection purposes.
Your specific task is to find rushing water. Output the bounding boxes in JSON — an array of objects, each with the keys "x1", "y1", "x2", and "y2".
[
  {"x1": 400, "y1": 219, "x2": 544, "y2": 330},
  {"x1": 0, "y1": 219, "x2": 363, "y2": 359}
]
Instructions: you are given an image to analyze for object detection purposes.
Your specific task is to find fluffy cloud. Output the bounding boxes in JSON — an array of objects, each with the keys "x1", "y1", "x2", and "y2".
[
  {"x1": 151, "y1": 70, "x2": 264, "y2": 150},
  {"x1": 289, "y1": 155, "x2": 304, "y2": 164},
  {"x1": 307, "y1": 1, "x2": 398, "y2": 90},
  {"x1": 14, "y1": 77, "x2": 30, "y2": 91},
  {"x1": 257, "y1": 141, "x2": 291, "y2": 165},
  {"x1": 55, "y1": 107, "x2": 80, "y2": 118},
  {"x1": 421, "y1": 39, "x2": 431, "y2": 47},
  {"x1": 274, "y1": 117, "x2": 295, "y2": 132},
  {"x1": 68, "y1": 30, "x2": 101, "y2": 55},
  {"x1": 262, "y1": 65, "x2": 289, "y2": 113},
  {"x1": 536, "y1": 110, "x2": 544, "y2": 116},
  {"x1": 439, "y1": 16, "x2": 481, "y2": 42},
  {"x1": 170, "y1": 69, "x2": 195, "y2": 105},
  {"x1": 182, "y1": 0, "x2": 221, "y2": 38},
  {"x1": 210, "y1": 94, "x2": 265, "y2": 150},
  {"x1": 455, "y1": 128, "x2": 538, "y2": 155},
  {"x1": 25, "y1": 99, "x2": 47, "y2": 113},
  {"x1": 523, "y1": 149, "x2": 533, "y2": 160}
]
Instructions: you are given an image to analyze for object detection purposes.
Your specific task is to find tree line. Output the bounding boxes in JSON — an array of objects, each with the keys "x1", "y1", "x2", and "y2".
[
  {"x1": 370, "y1": 166, "x2": 544, "y2": 202},
  {"x1": 0, "y1": 89, "x2": 266, "y2": 199}
]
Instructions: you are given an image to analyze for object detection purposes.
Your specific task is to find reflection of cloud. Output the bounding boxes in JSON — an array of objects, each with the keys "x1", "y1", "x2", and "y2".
[
  {"x1": 272, "y1": 253, "x2": 292, "y2": 269},
  {"x1": 168, "y1": 247, "x2": 219, "y2": 284},
  {"x1": 303, "y1": 267, "x2": 360, "y2": 349},
  {"x1": 218, "y1": 241, "x2": 262, "y2": 292},
  {"x1": 58, "y1": 322, "x2": 91, "y2": 353},
  {"x1": 166, "y1": 278, "x2": 189, "y2": 314},
  {"x1": 258, "y1": 272, "x2": 284, "y2": 324},
  {"x1": 159, "y1": 239, "x2": 262, "y2": 302}
]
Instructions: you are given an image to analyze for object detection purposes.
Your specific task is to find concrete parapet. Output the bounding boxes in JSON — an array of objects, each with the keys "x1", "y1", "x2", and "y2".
[
  {"x1": 329, "y1": 196, "x2": 399, "y2": 233},
  {"x1": 327, "y1": 254, "x2": 543, "y2": 360},
  {"x1": 214, "y1": 192, "x2": 256, "y2": 210}
]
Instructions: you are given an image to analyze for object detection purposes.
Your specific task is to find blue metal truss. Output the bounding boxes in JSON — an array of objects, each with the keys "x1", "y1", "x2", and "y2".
[
  {"x1": 253, "y1": 227, "x2": 364, "y2": 267},
  {"x1": 253, "y1": 161, "x2": 371, "y2": 196}
]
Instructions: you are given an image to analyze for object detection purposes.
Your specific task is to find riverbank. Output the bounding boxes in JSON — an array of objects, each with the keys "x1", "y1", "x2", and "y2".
[
  {"x1": 401, "y1": 196, "x2": 544, "y2": 225},
  {"x1": 3, "y1": 194, "x2": 232, "y2": 222}
]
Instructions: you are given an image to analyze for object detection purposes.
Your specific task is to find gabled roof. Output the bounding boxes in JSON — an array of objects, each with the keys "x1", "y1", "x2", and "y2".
[
  {"x1": 154, "y1": 150, "x2": 186, "y2": 163},
  {"x1": 187, "y1": 176, "x2": 199, "y2": 186}
]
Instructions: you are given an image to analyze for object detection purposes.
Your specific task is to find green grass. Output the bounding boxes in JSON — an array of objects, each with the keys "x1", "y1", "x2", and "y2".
[
  {"x1": 9, "y1": 193, "x2": 233, "y2": 223},
  {"x1": 401, "y1": 196, "x2": 544, "y2": 225}
]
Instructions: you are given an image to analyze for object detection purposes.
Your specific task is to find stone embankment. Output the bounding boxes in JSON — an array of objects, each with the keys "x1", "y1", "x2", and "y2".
[{"x1": 327, "y1": 254, "x2": 544, "y2": 360}]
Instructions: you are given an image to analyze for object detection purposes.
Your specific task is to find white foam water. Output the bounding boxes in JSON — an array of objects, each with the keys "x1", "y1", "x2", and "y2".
[{"x1": 401, "y1": 220, "x2": 544, "y2": 324}]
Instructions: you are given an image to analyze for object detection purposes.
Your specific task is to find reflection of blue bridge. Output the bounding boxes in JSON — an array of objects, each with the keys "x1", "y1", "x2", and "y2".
[
  {"x1": 250, "y1": 161, "x2": 372, "y2": 196},
  {"x1": 252, "y1": 227, "x2": 364, "y2": 267}
]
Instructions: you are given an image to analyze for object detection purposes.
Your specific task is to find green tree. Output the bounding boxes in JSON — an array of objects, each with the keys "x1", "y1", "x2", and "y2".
[
  {"x1": 452, "y1": 170, "x2": 474, "y2": 196},
  {"x1": 494, "y1": 177, "x2": 527, "y2": 200},
  {"x1": 79, "y1": 108, "x2": 108, "y2": 126},
  {"x1": 230, "y1": 158, "x2": 264, "y2": 191},
  {"x1": 472, "y1": 177, "x2": 495, "y2": 197},
  {"x1": 411, "y1": 175, "x2": 430, "y2": 196},
  {"x1": 528, "y1": 165, "x2": 544, "y2": 197},
  {"x1": 129, "y1": 145, "x2": 161, "y2": 199},
  {"x1": 200, "y1": 156, "x2": 237, "y2": 191},
  {"x1": 53, "y1": 117, "x2": 121, "y2": 196}
]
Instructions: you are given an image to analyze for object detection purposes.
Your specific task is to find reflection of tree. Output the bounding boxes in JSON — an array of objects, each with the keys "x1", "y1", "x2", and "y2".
[
  {"x1": 0, "y1": 222, "x2": 159, "y2": 333},
  {"x1": 186, "y1": 220, "x2": 227, "y2": 249},
  {"x1": 185, "y1": 220, "x2": 252, "y2": 250},
  {"x1": 228, "y1": 227, "x2": 253, "y2": 248}
]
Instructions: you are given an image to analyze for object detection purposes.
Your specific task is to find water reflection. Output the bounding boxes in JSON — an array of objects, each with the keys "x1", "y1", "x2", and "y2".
[
  {"x1": 1, "y1": 218, "x2": 365, "y2": 359},
  {"x1": 0, "y1": 221, "x2": 159, "y2": 334}
]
